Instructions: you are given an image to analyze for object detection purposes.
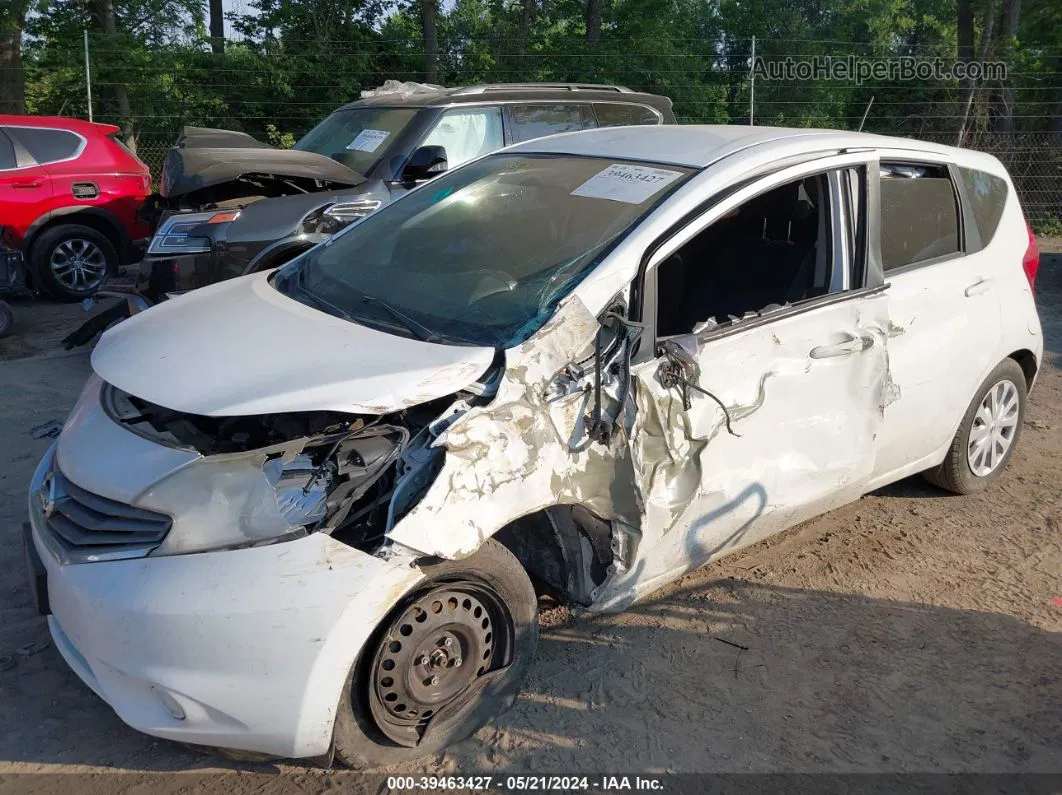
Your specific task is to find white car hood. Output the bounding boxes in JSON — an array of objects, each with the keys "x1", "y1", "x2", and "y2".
[{"x1": 91, "y1": 272, "x2": 495, "y2": 416}]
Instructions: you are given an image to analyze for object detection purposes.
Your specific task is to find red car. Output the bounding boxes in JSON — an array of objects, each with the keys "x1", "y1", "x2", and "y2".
[{"x1": 0, "y1": 116, "x2": 151, "y2": 300}]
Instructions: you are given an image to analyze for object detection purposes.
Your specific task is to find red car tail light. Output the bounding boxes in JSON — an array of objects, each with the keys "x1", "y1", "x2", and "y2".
[{"x1": 1022, "y1": 223, "x2": 1039, "y2": 292}]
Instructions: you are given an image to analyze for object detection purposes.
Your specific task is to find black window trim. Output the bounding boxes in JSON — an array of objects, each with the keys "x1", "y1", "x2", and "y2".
[{"x1": 876, "y1": 159, "x2": 967, "y2": 277}]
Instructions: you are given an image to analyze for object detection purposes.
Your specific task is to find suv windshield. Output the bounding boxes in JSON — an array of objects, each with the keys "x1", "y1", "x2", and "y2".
[
  {"x1": 275, "y1": 153, "x2": 693, "y2": 347},
  {"x1": 293, "y1": 108, "x2": 418, "y2": 175}
]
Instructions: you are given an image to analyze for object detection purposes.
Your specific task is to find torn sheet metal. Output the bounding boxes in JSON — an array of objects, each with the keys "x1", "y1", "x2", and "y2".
[{"x1": 390, "y1": 292, "x2": 895, "y2": 612}]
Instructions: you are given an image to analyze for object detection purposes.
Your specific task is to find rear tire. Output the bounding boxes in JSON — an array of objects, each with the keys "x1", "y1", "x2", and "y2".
[
  {"x1": 334, "y1": 539, "x2": 538, "y2": 769},
  {"x1": 32, "y1": 224, "x2": 118, "y2": 302},
  {"x1": 924, "y1": 358, "x2": 1027, "y2": 494}
]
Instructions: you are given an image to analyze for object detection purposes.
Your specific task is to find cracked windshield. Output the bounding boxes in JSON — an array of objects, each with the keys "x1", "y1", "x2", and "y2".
[{"x1": 276, "y1": 153, "x2": 692, "y2": 347}]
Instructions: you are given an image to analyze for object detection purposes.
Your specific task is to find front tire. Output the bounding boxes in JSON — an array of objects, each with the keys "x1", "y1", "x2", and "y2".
[
  {"x1": 32, "y1": 224, "x2": 118, "y2": 301},
  {"x1": 924, "y1": 358, "x2": 1027, "y2": 494},
  {"x1": 334, "y1": 539, "x2": 538, "y2": 769}
]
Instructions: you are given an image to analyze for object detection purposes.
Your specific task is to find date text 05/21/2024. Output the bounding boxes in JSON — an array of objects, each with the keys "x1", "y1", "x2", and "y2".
[{"x1": 386, "y1": 775, "x2": 666, "y2": 791}]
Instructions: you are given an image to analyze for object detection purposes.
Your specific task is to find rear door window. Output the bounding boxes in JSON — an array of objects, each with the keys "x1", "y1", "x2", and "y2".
[
  {"x1": 509, "y1": 104, "x2": 596, "y2": 143},
  {"x1": 957, "y1": 167, "x2": 1008, "y2": 250},
  {"x1": 593, "y1": 103, "x2": 661, "y2": 127},
  {"x1": 0, "y1": 129, "x2": 16, "y2": 170},
  {"x1": 8, "y1": 127, "x2": 83, "y2": 165},
  {"x1": 879, "y1": 163, "x2": 961, "y2": 270}
]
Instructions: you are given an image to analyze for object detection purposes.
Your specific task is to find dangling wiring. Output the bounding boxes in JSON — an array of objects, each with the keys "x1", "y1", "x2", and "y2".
[{"x1": 656, "y1": 342, "x2": 741, "y2": 437}]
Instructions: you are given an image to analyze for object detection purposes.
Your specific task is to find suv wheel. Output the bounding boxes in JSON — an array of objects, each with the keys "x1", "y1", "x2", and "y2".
[
  {"x1": 32, "y1": 224, "x2": 117, "y2": 301},
  {"x1": 924, "y1": 358, "x2": 1027, "y2": 494}
]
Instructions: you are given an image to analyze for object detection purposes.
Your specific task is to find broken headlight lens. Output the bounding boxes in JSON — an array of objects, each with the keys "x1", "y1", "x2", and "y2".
[
  {"x1": 300, "y1": 200, "x2": 382, "y2": 237},
  {"x1": 136, "y1": 452, "x2": 332, "y2": 556}
]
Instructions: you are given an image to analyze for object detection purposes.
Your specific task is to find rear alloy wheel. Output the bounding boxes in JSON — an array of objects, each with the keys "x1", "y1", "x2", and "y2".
[
  {"x1": 925, "y1": 358, "x2": 1027, "y2": 494},
  {"x1": 334, "y1": 540, "x2": 538, "y2": 768},
  {"x1": 32, "y1": 224, "x2": 118, "y2": 301}
]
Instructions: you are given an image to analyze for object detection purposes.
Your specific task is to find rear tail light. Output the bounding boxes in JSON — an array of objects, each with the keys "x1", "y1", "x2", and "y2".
[{"x1": 1022, "y1": 223, "x2": 1039, "y2": 292}]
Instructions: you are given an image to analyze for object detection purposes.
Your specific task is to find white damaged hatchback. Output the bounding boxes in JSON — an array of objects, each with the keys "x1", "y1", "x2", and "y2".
[{"x1": 26, "y1": 125, "x2": 1043, "y2": 765}]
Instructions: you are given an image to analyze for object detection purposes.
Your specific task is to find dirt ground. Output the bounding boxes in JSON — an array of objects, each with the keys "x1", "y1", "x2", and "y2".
[{"x1": 1, "y1": 244, "x2": 1060, "y2": 792}]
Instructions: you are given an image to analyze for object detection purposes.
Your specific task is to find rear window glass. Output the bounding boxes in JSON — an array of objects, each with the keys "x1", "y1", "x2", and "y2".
[
  {"x1": 879, "y1": 163, "x2": 960, "y2": 271},
  {"x1": 958, "y1": 167, "x2": 1008, "y2": 250},
  {"x1": 10, "y1": 127, "x2": 82, "y2": 165},
  {"x1": 0, "y1": 130, "x2": 15, "y2": 170},
  {"x1": 593, "y1": 103, "x2": 661, "y2": 127}
]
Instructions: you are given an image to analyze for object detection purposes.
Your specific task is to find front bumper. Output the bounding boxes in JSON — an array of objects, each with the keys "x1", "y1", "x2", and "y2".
[{"x1": 28, "y1": 446, "x2": 424, "y2": 758}]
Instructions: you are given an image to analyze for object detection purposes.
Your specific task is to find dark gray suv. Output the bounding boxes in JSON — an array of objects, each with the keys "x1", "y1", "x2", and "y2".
[{"x1": 142, "y1": 83, "x2": 675, "y2": 294}]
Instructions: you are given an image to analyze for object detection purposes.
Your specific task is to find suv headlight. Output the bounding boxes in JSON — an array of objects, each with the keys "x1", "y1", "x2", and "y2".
[
  {"x1": 301, "y1": 200, "x2": 381, "y2": 236},
  {"x1": 147, "y1": 210, "x2": 240, "y2": 256},
  {"x1": 137, "y1": 452, "x2": 331, "y2": 556}
]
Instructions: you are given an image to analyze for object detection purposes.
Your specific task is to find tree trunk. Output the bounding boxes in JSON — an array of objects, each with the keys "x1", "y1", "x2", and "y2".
[
  {"x1": 91, "y1": 0, "x2": 137, "y2": 153},
  {"x1": 209, "y1": 0, "x2": 225, "y2": 54},
  {"x1": 957, "y1": 0, "x2": 996, "y2": 145},
  {"x1": 994, "y1": 0, "x2": 1022, "y2": 133},
  {"x1": 519, "y1": 0, "x2": 535, "y2": 48},
  {"x1": 0, "y1": 1, "x2": 28, "y2": 115},
  {"x1": 585, "y1": 0, "x2": 602, "y2": 44},
  {"x1": 421, "y1": 0, "x2": 439, "y2": 84}
]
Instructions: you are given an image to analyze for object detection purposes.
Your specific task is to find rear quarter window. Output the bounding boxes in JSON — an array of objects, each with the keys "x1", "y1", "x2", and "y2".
[
  {"x1": 958, "y1": 166, "x2": 1008, "y2": 250},
  {"x1": 879, "y1": 163, "x2": 961, "y2": 271},
  {"x1": 593, "y1": 103, "x2": 662, "y2": 127},
  {"x1": 9, "y1": 127, "x2": 83, "y2": 165}
]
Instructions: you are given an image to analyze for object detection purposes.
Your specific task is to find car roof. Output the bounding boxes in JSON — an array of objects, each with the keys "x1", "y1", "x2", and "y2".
[
  {"x1": 0, "y1": 115, "x2": 119, "y2": 136},
  {"x1": 340, "y1": 84, "x2": 673, "y2": 115},
  {"x1": 504, "y1": 124, "x2": 982, "y2": 169}
]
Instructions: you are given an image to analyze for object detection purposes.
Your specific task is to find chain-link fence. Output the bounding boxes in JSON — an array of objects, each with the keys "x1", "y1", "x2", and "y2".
[
  {"x1": 77, "y1": 37, "x2": 1057, "y2": 234},
  {"x1": 130, "y1": 129, "x2": 1062, "y2": 234}
]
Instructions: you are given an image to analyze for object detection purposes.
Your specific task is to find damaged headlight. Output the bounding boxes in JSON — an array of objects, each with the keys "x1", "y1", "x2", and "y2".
[
  {"x1": 300, "y1": 200, "x2": 381, "y2": 237},
  {"x1": 137, "y1": 451, "x2": 333, "y2": 556}
]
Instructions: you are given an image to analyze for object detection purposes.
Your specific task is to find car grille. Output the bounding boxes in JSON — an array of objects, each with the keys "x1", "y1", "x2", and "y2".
[{"x1": 38, "y1": 468, "x2": 172, "y2": 563}]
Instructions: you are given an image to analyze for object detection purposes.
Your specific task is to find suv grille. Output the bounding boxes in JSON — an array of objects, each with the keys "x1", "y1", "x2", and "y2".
[{"x1": 38, "y1": 468, "x2": 171, "y2": 563}]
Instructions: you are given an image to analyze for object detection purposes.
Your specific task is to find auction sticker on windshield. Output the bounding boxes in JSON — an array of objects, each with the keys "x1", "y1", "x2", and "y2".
[
  {"x1": 571, "y1": 163, "x2": 684, "y2": 204},
  {"x1": 347, "y1": 129, "x2": 391, "y2": 152}
]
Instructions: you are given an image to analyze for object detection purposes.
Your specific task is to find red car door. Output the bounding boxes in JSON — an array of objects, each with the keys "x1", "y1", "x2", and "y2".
[{"x1": 0, "y1": 127, "x2": 53, "y2": 247}]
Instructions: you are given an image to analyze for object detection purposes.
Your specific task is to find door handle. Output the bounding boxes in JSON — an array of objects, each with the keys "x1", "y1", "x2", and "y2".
[
  {"x1": 11, "y1": 180, "x2": 43, "y2": 189},
  {"x1": 810, "y1": 334, "x2": 874, "y2": 359},
  {"x1": 965, "y1": 277, "x2": 993, "y2": 297}
]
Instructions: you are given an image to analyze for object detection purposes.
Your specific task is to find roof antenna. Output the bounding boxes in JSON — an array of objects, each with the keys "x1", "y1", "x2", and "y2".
[{"x1": 857, "y1": 96, "x2": 875, "y2": 133}]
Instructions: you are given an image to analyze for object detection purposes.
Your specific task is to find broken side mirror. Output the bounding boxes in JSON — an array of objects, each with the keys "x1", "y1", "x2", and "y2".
[{"x1": 402, "y1": 145, "x2": 448, "y2": 184}]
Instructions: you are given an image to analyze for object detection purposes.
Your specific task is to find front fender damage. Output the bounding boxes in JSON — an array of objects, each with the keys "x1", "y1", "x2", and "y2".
[{"x1": 389, "y1": 293, "x2": 897, "y2": 611}]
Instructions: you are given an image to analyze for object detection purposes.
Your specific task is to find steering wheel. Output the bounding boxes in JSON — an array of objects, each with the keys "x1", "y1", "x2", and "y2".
[{"x1": 468, "y1": 269, "x2": 519, "y2": 303}]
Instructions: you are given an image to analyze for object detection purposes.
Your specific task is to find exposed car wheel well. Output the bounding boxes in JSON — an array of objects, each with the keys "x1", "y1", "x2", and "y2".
[
  {"x1": 494, "y1": 505, "x2": 615, "y2": 607},
  {"x1": 1009, "y1": 349, "x2": 1038, "y2": 391}
]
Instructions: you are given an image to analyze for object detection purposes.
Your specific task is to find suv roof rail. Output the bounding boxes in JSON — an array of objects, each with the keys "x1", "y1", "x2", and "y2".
[{"x1": 451, "y1": 83, "x2": 634, "y2": 95}]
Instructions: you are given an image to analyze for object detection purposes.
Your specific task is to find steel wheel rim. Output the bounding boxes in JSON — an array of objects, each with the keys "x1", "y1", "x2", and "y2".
[
  {"x1": 50, "y1": 238, "x2": 107, "y2": 290},
  {"x1": 967, "y1": 378, "x2": 1020, "y2": 477},
  {"x1": 367, "y1": 581, "x2": 513, "y2": 747}
]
